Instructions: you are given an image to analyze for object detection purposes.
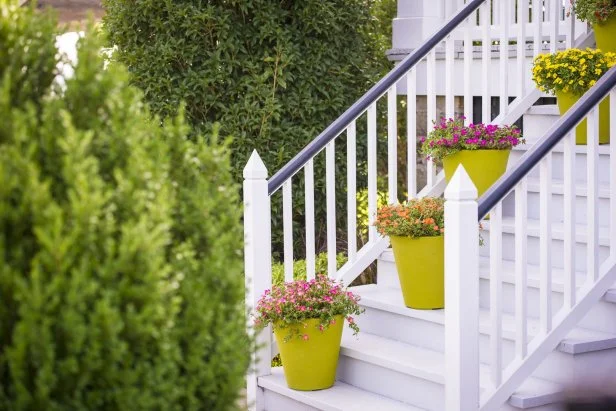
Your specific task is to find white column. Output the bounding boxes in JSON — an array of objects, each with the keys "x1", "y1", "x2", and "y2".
[
  {"x1": 444, "y1": 165, "x2": 480, "y2": 411},
  {"x1": 392, "y1": 0, "x2": 445, "y2": 49},
  {"x1": 243, "y1": 150, "x2": 272, "y2": 411}
]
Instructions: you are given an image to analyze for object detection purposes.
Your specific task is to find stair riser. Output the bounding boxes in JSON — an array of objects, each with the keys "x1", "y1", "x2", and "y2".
[
  {"x1": 263, "y1": 390, "x2": 321, "y2": 411},
  {"x1": 529, "y1": 348, "x2": 616, "y2": 387},
  {"x1": 478, "y1": 233, "x2": 610, "y2": 271},
  {"x1": 479, "y1": 279, "x2": 616, "y2": 334},
  {"x1": 508, "y1": 150, "x2": 611, "y2": 185},
  {"x1": 501, "y1": 191, "x2": 611, "y2": 228},
  {"x1": 337, "y1": 356, "x2": 443, "y2": 410},
  {"x1": 522, "y1": 114, "x2": 557, "y2": 142}
]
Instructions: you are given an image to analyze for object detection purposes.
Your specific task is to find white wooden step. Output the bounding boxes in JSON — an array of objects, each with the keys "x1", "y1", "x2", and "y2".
[
  {"x1": 338, "y1": 330, "x2": 563, "y2": 409},
  {"x1": 259, "y1": 368, "x2": 424, "y2": 411},
  {"x1": 522, "y1": 105, "x2": 559, "y2": 144}
]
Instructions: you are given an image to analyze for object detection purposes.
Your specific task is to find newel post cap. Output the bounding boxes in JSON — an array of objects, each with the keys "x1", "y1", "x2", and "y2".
[
  {"x1": 243, "y1": 150, "x2": 268, "y2": 180},
  {"x1": 444, "y1": 165, "x2": 478, "y2": 200}
]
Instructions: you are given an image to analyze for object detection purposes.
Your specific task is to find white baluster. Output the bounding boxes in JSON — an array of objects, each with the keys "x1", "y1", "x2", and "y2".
[
  {"x1": 490, "y1": 202, "x2": 503, "y2": 386},
  {"x1": 368, "y1": 104, "x2": 378, "y2": 241},
  {"x1": 305, "y1": 159, "x2": 316, "y2": 280},
  {"x1": 611, "y1": 90, "x2": 616, "y2": 258},
  {"x1": 515, "y1": 179, "x2": 528, "y2": 358},
  {"x1": 533, "y1": 0, "x2": 543, "y2": 57},
  {"x1": 481, "y1": 1, "x2": 491, "y2": 123},
  {"x1": 517, "y1": 0, "x2": 528, "y2": 98},
  {"x1": 446, "y1": 35, "x2": 455, "y2": 119},
  {"x1": 563, "y1": 130, "x2": 576, "y2": 307},
  {"x1": 464, "y1": 14, "x2": 473, "y2": 122},
  {"x1": 243, "y1": 151, "x2": 272, "y2": 411},
  {"x1": 587, "y1": 107, "x2": 599, "y2": 282},
  {"x1": 326, "y1": 141, "x2": 336, "y2": 278},
  {"x1": 348, "y1": 122, "x2": 357, "y2": 262},
  {"x1": 283, "y1": 180, "x2": 294, "y2": 282},
  {"x1": 550, "y1": 0, "x2": 559, "y2": 53},
  {"x1": 444, "y1": 166, "x2": 479, "y2": 411},
  {"x1": 540, "y1": 153, "x2": 552, "y2": 333},
  {"x1": 427, "y1": 51, "x2": 437, "y2": 186},
  {"x1": 566, "y1": 1, "x2": 575, "y2": 48},
  {"x1": 499, "y1": 0, "x2": 510, "y2": 117},
  {"x1": 407, "y1": 70, "x2": 417, "y2": 200},
  {"x1": 388, "y1": 86, "x2": 398, "y2": 203}
]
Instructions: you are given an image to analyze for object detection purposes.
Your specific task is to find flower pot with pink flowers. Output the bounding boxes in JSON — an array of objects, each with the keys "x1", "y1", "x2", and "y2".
[
  {"x1": 570, "y1": 0, "x2": 616, "y2": 52},
  {"x1": 421, "y1": 116, "x2": 524, "y2": 198},
  {"x1": 254, "y1": 275, "x2": 363, "y2": 391}
]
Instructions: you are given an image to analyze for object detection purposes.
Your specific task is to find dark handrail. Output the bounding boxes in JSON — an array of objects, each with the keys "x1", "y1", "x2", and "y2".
[
  {"x1": 478, "y1": 65, "x2": 616, "y2": 220},
  {"x1": 267, "y1": 0, "x2": 486, "y2": 195}
]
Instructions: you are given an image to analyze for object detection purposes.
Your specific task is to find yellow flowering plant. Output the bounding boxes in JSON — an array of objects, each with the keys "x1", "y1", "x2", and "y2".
[{"x1": 532, "y1": 48, "x2": 616, "y2": 96}]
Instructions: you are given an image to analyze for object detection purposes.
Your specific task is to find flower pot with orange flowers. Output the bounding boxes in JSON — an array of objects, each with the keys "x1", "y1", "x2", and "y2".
[
  {"x1": 375, "y1": 198, "x2": 445, "y2": 309},
  {"x1": 254, "y1": 275, "x2": 363, "y2": 391}
]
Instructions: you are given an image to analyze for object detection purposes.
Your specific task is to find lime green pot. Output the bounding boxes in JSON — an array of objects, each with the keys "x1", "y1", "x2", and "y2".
[
  {"x1": 556, "y1": 90, "x2": 610, "y2": 145},
  {"x1": 390, "y1": 235, "x2": 444, "y2": 309},
  {"x1": 274, "y1": 316, "x2": 344, "y2": 391},
  {"x1": 594, "y1": 15, "x2": 616, "y2": 53},
  {"x1": 443, "y1": 150, "x2": 511, "y2": 198}
]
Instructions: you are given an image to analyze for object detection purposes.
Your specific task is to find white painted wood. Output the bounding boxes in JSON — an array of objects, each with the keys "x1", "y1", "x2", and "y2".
[
  {"x1": 514, "y1": 180, "x2": 528, "y2": 359},
  {"x1": 517, "y1": 0, "x2": 528, "y2": 98},
  {"x1": 337, "y1": 237, "x2": 390, "y2": 286},
  {"x1": 549, "y1": 0, "x2": 558, "y2": 53},
  {"x1": 427, "y1": 50, "x2": 437, "y2": 187},
  {"x1": 368, "y1": 104, "x2": 378, "y2": 242},
  {"x1": 612, "y1": 90, "x2": 616, "y2": 259},
  {"x1": 326, "y1": 141, "x2": 336, "y2": 278},
  {"x1": 499, "y1": 0, "x2": 509, "y2": 117},
  {"x1": 407, "y1": 70, "x2": 417, "y2": 200},
  {"x1": 490, "y1": 202, "x2": 503, "y2": 387},
  {"x1": 388, "y1": 86, "x2": 398, "y2": 204},
  {"x1": 479, "y1": 256, "x2": 616, "y2": 410},
  {"x1": 587, "y1": 108, "x2": 599, "y2": 282},
  {"x1": 464, "y1": 14, "x2": 473, "y2": 122},
  {"x1": 305, "y1": 159, "x2": 316, "y2": 280},
  {"x1": 444, "y1": 166, "x2": 479, "y2": 411},
  {"x1": 533, "y1": 0, "x2": 543, "y2": 57},
  {"x1": 445, "y1": 35, "x2": 455, "y2": 119},
  {"x1": 347, "y1": 122, "x2": 357, "y2": 263},
  {"x1": 566, "y1": 4, "x2": 575, "y2": 48},
  {"x1": 282, "y1": 180, "x2": 294, "y2": 282},
  {"x1": 243, "y1": 151, "x2": 272, "y2": 411},
  {"x1": 481, "y1": 1, "x2": 491, "y2": 123},
  {"x1": 563, "y1": 131, "x2": 576, "y2": 308},
  {"x1": 540, "y1": 154, "x2": 553, "y2": 333}
]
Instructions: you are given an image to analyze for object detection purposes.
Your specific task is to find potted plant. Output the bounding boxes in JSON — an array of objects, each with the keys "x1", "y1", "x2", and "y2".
[
  {"x1": 421, "y1": 116, "x2": 524, "y2": 197},
  {"x1": 374, "y1": 198, "x2": 445, "y2": 309},
  {"x1": 570, "y1": 0, "x2": 616, "y2": 52},
  {"x1": 532, "y1": 48, "x2": 616, "y2": 144},
  {"x1": 254, "y1": 275, "x2": 362, "y2": 391}
]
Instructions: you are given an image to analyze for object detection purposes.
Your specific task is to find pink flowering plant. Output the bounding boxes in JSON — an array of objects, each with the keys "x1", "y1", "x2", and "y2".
[
  {"x1": 254, "y1": 274, "x2": 363, "y2": 343},
  {"x1": 421, "y1": 116, "x2": 524, "y2": 163}
]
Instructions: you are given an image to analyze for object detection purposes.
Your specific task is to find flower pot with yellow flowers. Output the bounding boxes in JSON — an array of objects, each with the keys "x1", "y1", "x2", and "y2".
[
  {"x1": 533, "y1": 48, "x2": 616, "y2": 144},
  {"x1": 375, "y1": 198, "x2": 445, "y2": 309},
  {"x1": 570, "y1": 0, "x2": 616, "y2": 52},
  {"x1": 421, "y1": 116, "x2": 524, "y2": 198}
]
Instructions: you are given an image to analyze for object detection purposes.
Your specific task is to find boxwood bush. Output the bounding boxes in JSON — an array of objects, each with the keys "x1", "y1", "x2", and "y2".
[{"x1": 0, "y1": 4, "x2": 248, "y2": 410}]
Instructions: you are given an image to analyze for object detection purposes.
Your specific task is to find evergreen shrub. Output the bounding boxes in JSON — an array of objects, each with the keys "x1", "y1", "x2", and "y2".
[{"x1": 0, "y1": 4, "x2": 248, "y2": 410}]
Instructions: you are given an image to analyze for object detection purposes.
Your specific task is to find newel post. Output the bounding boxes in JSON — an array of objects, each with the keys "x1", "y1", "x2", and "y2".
[
  {"x1": 243, "y1": 150, "x2": 272, "y2": 411},
  {"x1": 444, "y1": 165, "x2": 480, "y2": 411}
]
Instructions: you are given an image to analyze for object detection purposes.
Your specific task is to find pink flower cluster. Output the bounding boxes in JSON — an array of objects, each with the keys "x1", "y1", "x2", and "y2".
[
  {"x1": 253, "y1": 274, "x2": 363, "y2": 342},
  {"x1": 420, "y1": 116, "x2": 524, "y2": 163}
]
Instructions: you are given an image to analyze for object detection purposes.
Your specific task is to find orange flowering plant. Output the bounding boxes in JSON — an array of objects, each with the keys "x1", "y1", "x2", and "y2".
[{"x1": 374, "y1": 197, "x2": 445, "y2": 238}]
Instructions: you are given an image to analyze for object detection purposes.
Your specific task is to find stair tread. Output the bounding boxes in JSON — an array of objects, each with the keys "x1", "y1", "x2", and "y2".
[
  {"x1": 340, "y1": 329, "x2": 562, "y2": 408},
  {"x1": 512, "y1": 143, "x2": 611, "y2": 154},
  {"x1": 259, "y1": 368, "x2": 424, "y2": 411},
  {"x1": 481, "y1": 216, "x2": 611, "y2": 246},
  {"x1": 525, "y1": 105, "x2": 559, "y2": 116},
  {"x1": 525, "y1": 178, "x2": 611, "y2": 198},
  {"x1": 353, "y1": 284, "x2": 616, "y2": 354}
]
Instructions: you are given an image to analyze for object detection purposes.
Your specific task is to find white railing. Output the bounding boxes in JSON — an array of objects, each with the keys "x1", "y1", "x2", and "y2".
[
  {"x1": 444, "y1": 85, "x2": 616, "y2": 409},
  {"x1": 243, "y1": 1, "x2": 586, "y2": 410}
]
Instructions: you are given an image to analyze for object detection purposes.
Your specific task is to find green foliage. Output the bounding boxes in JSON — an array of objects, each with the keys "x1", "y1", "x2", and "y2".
[
  {"x1": 0, "y1": 5, "x2": 248, "y2": 410},
  {"x1": 375, "y1": 198, "x2": 445, "y2": 238},
  {"x1": 272, "y1": 252, "x2": 347, "y2": 286},
  {"x1": 103, "y1": 0, "x2": 393, "y2": 256},
  {"x1": 570, "y1": 0, "x2": 616, "y2": 25}
]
